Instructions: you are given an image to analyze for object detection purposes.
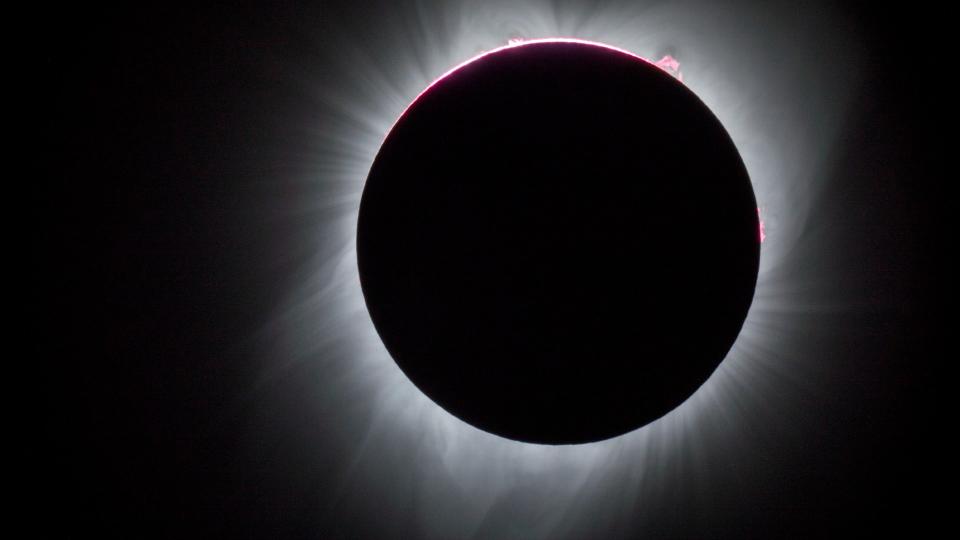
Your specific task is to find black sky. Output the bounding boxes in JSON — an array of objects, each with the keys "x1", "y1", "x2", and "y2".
[{"x1": 40, "y1": 1, "x2": 946, "y2": 538}]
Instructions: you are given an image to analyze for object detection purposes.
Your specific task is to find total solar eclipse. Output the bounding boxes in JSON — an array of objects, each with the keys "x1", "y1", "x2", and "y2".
[{"x1": 357, "y1": 40, "x2": 760, "y2": 444}]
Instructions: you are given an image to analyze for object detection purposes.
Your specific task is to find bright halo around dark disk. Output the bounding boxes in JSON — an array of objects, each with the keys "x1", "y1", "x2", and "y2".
[{"x1": 357, "y1": 40, "x2": 760, "y2": 445}]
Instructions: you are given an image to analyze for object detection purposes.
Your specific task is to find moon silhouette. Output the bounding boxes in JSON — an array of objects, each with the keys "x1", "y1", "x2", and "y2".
[{"x1": 357, "y1": 40, "x2": 759, "y2": 444}]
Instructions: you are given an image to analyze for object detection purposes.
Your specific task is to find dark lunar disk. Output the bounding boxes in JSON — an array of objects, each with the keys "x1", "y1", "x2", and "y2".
[{"x1": 357, "y1": 41, "x2": 760, "y2": 444}]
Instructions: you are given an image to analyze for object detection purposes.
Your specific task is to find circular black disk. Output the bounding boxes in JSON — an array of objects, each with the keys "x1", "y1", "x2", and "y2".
[{"x1": 357, "y1": 41, "x2": 759, "y2": 444}]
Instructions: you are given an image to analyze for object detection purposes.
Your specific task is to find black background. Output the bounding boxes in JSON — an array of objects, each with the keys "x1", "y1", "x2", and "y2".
[{"x1": 40, "y1": 1, "x2": 946, "y2": 537}]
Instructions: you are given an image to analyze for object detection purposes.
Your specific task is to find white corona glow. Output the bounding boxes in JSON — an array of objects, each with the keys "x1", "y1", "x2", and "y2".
[{"x1": 264, "y1": 2, "x2": 865, "y2": 536}]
